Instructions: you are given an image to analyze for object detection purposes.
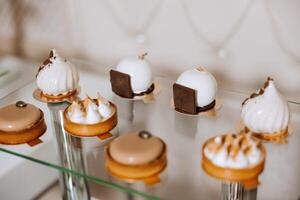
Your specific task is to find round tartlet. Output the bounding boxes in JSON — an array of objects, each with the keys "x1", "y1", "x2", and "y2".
[
  {"x1": 202, "y1": 134, "x2": 266, "y2": 189},
  {"x1": 0, "y1": 101, "x2": 47, "y2": 145},
  {"x1": 105, "y1": 131, "x2": 167, "y2": 185},
  {"x1": 63, "y1": 100, "x2": 118, "y2": 137}
]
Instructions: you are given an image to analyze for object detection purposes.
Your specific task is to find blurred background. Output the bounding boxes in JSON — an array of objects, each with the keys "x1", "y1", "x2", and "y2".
[
  {"x1": 0, "y1": 1, "x2": 300, "y2": 199},
  {"x1": 0, "y1": 0, "x2": 300, "y2": 99}
]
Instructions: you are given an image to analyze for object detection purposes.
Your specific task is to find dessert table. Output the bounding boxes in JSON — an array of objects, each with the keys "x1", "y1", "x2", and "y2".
[{"x1": 0, "y1": 59, "x2": 299, "y2": 200}]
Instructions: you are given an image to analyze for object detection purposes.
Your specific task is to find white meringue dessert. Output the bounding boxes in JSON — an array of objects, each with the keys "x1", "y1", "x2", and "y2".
[
  {"x1": 241, "y1": 77, "x2": 290, "y2": 134},
  {"x1": 36, "y1": 49, "x2": 79, "y2": 97},
  {"x1": 176, "y1": 67, "x2": 217, "y2": 107},
  {"x1": 115, "y1": 53, "x2": 153, "y2": 94},
  {"x1": 204, "y1": 134, "x2": 263, "y2": 169},
  {"x1": 67, "y1": 95, "x2": 114, "y2": 125}
]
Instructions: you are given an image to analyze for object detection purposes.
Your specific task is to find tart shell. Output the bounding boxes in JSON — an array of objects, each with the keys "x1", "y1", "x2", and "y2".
[
  {"x1": 245, "y1": 126, "x2": 289, "y2": 144},
  {"x1": 33, "y1": 88, "x2": 79, "y2": 104},
  {"x1": 0, "y1": 110, "x2": 46, "y2": 145},
  {"x1": 42, "y1": 89, "x2": 77, "y2": 99},
  {"x1": 63, "y1": 102, "x2": 118, "y2": 137},
  {"x1": 202, "y1": 137, "x2": 266, "y2": 189}
]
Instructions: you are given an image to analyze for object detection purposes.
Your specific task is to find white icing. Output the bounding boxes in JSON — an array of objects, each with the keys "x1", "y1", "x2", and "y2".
[
  {"x1": 227, "y1": 150, "x2": 249, "y2": 169},
  {"x1": 83, "y1": 97, "x2": 98, "y2": 111},
  {"x1": 241, "y1": 79, "x2": 289, "y2": 134},
  {"x1": 85, "y1": 102, "x2": 101, "y2": 124},
  {"x1": 214, "y1": 136, "x2": 222, "y2": 144},
  {"x1": 36, "y1": 49, "x2": 79, "y2": 96},
  {"x1": 67, "y1": 95, "x2": 114, "y2": 124},
  {"x1": 68, "y1": 102, "x2": 85, "y2": 124},
  {"x1": 176, "y1": 68, "x2": 217, "y2": 107},
  {"x1": 247, "y1": 141, "x2": 261, "y2": 165},
  {"x1": 116, "y1": 56, "x2": 153, "y2": 93},
  {"x1": 204, "y1": 148, "x2": 215, "y2": 160},
  {"x1": 97, "y1": 95, "x2": 112, "y2": 118},
  {"x1": 212, "y1": 147, "x2": 228, "y2": 168},
  {"x1": 83, "y1": 97, "x2": 101, "y2": 124},
  {"x1": 204, "y1": 134, "x2": 262, "y2": 169}
]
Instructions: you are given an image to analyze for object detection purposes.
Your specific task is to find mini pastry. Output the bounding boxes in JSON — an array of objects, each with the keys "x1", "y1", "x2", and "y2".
[
  {"x1": 173, "y1": 67, "x2": 218, "y2": 114},
  {"x1": 63, "y1": 94, "x2": 117, "y2": 137},
  {"x1": 241, "y1": 77, "x2": 290, "y2": 142},
  {"x1": 36, "y1": 49, "x2": 79, "y2": 99},
  {"x1": 105, "y1": 131, "x2": 167, "y2": 185},
  {"x1": 0, "y1": 101, "x2": 46, "y2": 145},
  {"x1": 97, "y1": 93, "x2": 113, "y2": 118},
  {"x1": 110, "y1": 53, "x2": 155, "y2": 99},
  {"x1": 202, "y1": 132, "x2": 265, "y2": 189}
]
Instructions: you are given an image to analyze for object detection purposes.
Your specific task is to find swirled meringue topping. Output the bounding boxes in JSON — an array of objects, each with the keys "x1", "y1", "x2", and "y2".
[
  {"x1": 67, "y1": 101, "x2": 85, "y2": 124},
  {"x1": 241, "y1": 77, "x2": 289, "y2": 134},
  {"x1": 204, "y1": 133, "x2": 263, "y2": 169},
  {"x1": 97, "y1": 93, "x2": 113, "y2": 118},
  {"x1": 67, "y1": 95, "x2": 114, "y2": 124},
  {"x1": 36, "y1": 49, "x2": 79, "y2": 96},
  {"x1": 83, "y1": 96, "x2": 101, "y2": 124}
]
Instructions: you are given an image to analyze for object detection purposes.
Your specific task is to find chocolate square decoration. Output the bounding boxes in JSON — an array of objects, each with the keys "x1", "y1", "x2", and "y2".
[
  {"x1": 173, "y1": 83, "x2": 197, "y2": 114},
  {"x1": 110, "y1": 70, "x2": 133, "y2": 98}
]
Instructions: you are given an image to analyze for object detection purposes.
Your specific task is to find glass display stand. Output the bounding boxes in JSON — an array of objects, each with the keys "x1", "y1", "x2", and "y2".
[{"x1": 0, "y1": 60, "x2": 300, "y2": 200}]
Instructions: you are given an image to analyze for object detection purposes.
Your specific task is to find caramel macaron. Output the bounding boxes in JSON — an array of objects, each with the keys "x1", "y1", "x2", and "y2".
[
  {"x1": 0, "y1": 101, "x2": 46, "y2": 145},
  {"x1": 106, "y1": 131, "x2": 167, "y2": 185}
]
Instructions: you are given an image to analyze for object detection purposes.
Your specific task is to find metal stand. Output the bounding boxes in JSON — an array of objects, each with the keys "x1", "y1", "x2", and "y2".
[
  {"x1": 222, "y1": 183, "x2": 257, "y2": 200},
  {"x1": 48, "y1": 102, "x2": 90, "y2": 200},
  {"x1": 125, "y1": 183, "x2": 135, "y2": 200},
  {"x1": 244, "y1": 188, "x2": 257, "y2": 200}
]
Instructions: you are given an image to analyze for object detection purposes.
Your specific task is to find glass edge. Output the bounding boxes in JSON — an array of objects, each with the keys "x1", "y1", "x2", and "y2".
[{"x1": 0, "y1": 147, "x2": 161, "y2": 200}]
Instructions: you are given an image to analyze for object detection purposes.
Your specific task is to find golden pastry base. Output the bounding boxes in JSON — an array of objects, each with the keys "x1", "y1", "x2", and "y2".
[
  {"x1": 33, "y1": 88, "x2": 79, "y2": 104},
  {"x1": 105, "y1": 143, "x2": 167, "y2": 185},
  {"x1": 63, "y1": 102, "x2": 118, "y2": 138},
  {"x1": 171, "y1": 97, "x2": 222, "y2": 118},
  {"x1": 119, "y1": 81, "x2": 160, "y2": 104},
  {"x1": 0, "y1": 111, "x2": 46, "y2": 145},
  {"x1": 243, "y1": 126, "x2": 290, "y2": 144},
  {"x1": 201, "y1": 138, "x2": 266, "y2": 189}
]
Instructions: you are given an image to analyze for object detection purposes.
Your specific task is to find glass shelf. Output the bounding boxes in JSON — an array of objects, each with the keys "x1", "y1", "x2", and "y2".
[{"x1": 0, "y1": 62, "x2": 300, "y2": 200}]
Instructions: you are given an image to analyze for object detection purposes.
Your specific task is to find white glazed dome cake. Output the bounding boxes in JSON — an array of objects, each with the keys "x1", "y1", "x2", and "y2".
[
  {"x1": 241, "y1": 77, "x2": 289, "y2": 134},
  {"x1": 204, "y1": 133, "x2": 263, "y2": 169},
  {"x1": 116, "y1": 53, "x2": 153, "y2": 94},
  {"x1": 36, "y1": 49, "x2": 79, "y2": 97},
  {"x1": 176, "y1": 67, "x2": 217, "y2": 107}
]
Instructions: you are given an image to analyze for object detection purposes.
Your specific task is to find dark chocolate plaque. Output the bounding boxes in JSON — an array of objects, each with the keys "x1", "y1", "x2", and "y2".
[
  {"x1": 110, "y1": 70, "x2": 133, "y2": 98},
  {"x1": 173, "y1": 83, "x2": 197, "y2": 114}
]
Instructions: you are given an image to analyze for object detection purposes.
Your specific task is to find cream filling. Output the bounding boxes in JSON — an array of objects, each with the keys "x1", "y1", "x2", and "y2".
[
  {"x1": 67, "y1": 95, "x2": 114, "y2": 125},
  {"x1": 204, "y1": 134, "x2": 262, "y2": 169}
]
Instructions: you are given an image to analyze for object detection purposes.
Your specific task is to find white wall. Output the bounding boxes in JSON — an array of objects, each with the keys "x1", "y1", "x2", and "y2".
[{"x1": 0, "y1": 0, "x2": 300, "y2": 100}]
